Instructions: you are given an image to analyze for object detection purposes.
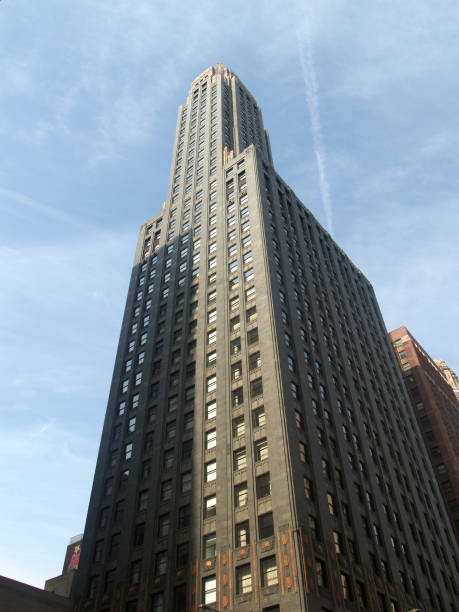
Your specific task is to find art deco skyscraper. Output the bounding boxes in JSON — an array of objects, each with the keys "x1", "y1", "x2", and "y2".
[{"x1": 73, "y1": 65, "x2": 459, "y2": 612}]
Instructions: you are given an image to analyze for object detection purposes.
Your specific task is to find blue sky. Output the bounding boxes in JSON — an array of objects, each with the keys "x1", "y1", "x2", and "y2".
[{"x1": 1, "y1": 0, "x2": 458, "y2": 588}]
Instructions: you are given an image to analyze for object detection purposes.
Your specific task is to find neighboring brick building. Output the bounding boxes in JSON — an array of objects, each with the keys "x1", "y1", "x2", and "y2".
[
  {"x1": 72, "y1": 65, "x2": 459, "y2": 611},
  {"x1": 390, "y1": 326, "x2": 459, "y2": 544},
  {"x1": 45, "y1": 534, "x2": 83, "y2": 598},
  {"x1": 435, "y1": 359, "x2": 459, "y2": 403}
]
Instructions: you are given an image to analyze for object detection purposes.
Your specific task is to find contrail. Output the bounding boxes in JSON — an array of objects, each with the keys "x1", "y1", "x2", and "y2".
[
  {"x1": 296, "y1": 24, "x2": 333, "y2": 236},
  {"x1": 0, "y1": 186, "x2": 87, "y2": 229}
]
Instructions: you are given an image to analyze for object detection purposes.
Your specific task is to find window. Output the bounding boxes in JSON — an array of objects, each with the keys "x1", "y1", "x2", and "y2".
[
  {"x1": 246, "y1": 306, "x2": 257, "y2": 323},
  {"x1": 109, "y1": 532, "x2": 120, "y2": 557},
  {"x1": 178, "y1": 505, "x2": 191, "y2": 529},
  {"x1": 203, "y1": 576, "x2": 217, "y2": 605},
  {"x1": 134, "y1": 522, "x2": 145, "y2": 547},
  {"x1": 129, "y1": 561, "x2": 141, "y2": 584},
  {"x1": 250, "y1": 377, "x2": 263, "y2": 397},
  {"x1": 333, "y1": 530, "x2": 342, "y2": 554},
  {"x1": 327, "y1": 492, "x2": 337, "y2": 516},
  {"x1": 142, "y1": 459, "x2": 151, "y2": 479},
  {"x1": 304, "y1": 477, "x2": 314, "y2": 500},
  {"x1": 236, "y1": 521, "x2": 250, "y2": 547},
  {"x1": 254, "y1": 438, "x2": 268, "y2": 461},
  {"x1": 340, "y1": 572, "x2": 352, "y2": 601},
  {"x1": 166, "y1": 422, "x2": 176, "y2": 440},
  {"x1": 249, "y1": 351, "x2": 261, "y2": 370},
  {"x1": 206, "y1": 350, "x2": 217, "y2": 368},
  {"x1": 138, "y1": 489, "x2": 148, "y2": 511},
  {"x1": 233, "y1": 448, "x2": 247, "y2": 471},
  {"x1": 247, "y1": 327, "x2": 258, "y2": 345},
  {"x1": 128, "y1": 416, "x2": 136, "y2": 432},
  {"x1": 252, "y1": 406, "x2": 265, "y2": 428},
  {"x1": 207, "y1": 374, "x2": 217, "y2": 393},
  {"x1": 316, "y1": 559, "x2": 327, "y2": 588},
  {"x1": 181, "y1": 471, "x2": 192, "y2": 493},
  {"x1": 203, "y1": 532, "x2": 216, "y2": 558},
  {"x1": 206, "y1": 429, "x2": 217, "y2": 449},
  {"x1": 155, "y1": 552, "x2": 168, "y2": 576},
  {"x1": 290, "y1": 381, "x2": 299, "y2": 399},
  {"x1": 207, "y1": 329, "x2": 217, "y2": 344},
  {"x1": 204, "y1": 494, "x2": 216, "y2": 518},
  {"x1": 256, "y1": 472, "x2": 271, "y2": 498},
  {"x1": 125, "y1": 442, "x2": 133, "y2": 460},
  {"x1": 232, "y1": 416, "x2": 245, "y2": 438},
  {"x1": 236, "y1": 564, "x2": 252, "y2": 594},
  {"x1": 232, "y1": 387, "x2": 243, "y2": 407},
  {"x1": 245, "y1": 286, "x2": 256, "y2": 301},
  {"x1": 183, "y1": 411, "x2": 194, "y2": 430},
  {"x1": 258, "y1": 512, "x2": 274, "y2": 538},
  {"x1": 160, "y1": 480, "x2": 172, "y2": 501},
  {"x1": 235, "y1": 482, "x2": 248, "y2": 507},
  {"x1": 206, "y1": 460, "x2": 216, "y2": 482},
  {"x1": 206, "y1": 400, "x2": 217, "y2": 420},
  {"x1": 261, "y1": 556, "x2": 278, "y2": 587}
]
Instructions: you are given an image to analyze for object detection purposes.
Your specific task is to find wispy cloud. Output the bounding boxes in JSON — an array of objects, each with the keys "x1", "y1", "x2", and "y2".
[
  {"x1": 296, "y1": 18, "x2": 333, "y2": 235},
  {"x1": 0, "y1": 419, "x2": 96, "y2": 587},
  {"x1": 0, "y1": 186, "x2": 86, "y2": 228}
]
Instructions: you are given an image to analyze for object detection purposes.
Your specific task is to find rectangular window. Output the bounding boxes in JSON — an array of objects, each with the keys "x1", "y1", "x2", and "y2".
[
  {"x1": 160, "y1": 480, "x2": 172, "y2": 501},
  {"x1": 256, "y1": 472, "x2": 271, "y2": 498},
  {"x1": 206, "y1": 400, "x2": 217, "y2": 420},
  {"x1": 204, "y1": 494, "x2": 216, "y2": 518},
  {"x1": 258, "y1": 512, "x2": 274, "y2": 538},
  {"x1": 203, "y1": 576, "x2": 217, "y2": 605},
  {"x1": 181, "y1": 471, "x2": 192, "y2": 493},
  {"x1": 235, "y1": 521, "x2": 250, "y2": 548},
  {"x1": 236, "y1": 564, "x2": 252, "y2": 594},
  {"x1": 250, "y1": 377, "x2": 263, "y2": 397},
  {"x1": 261, "y1": 556, "x2": 278, "y2": 587},
  {"x1": 203, "y1": 532, "x2": 216, "y2": 559},
  {"x1": 233, "y1": 448, "x2": 247, "y2": 471},
  {"x1": 234, "y1": 482, "x2": 248, "y2": 507},
  {"x1": 254, "y1": 438, "x2": 268, "y2": 461},
  {"x1": 206, "y1": 460, "x2": 216, "y2": 482},
  {"x1": 207, "y1": 375, "x2": 217, "y2": 393},
  {"x1": 206, "y1": 429, "x2": 217, "y2": 449}
]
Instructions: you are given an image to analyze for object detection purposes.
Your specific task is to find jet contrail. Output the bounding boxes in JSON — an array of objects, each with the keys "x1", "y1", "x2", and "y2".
[{"x1": 296, "y1": 24, "x2": 333, "y2": 236}]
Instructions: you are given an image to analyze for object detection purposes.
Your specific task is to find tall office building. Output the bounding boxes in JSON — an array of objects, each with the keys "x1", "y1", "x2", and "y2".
[
  {"x1": 73, "y1": 65, "x2": 459, "y2": 612},
  {"x1": 390, "y1": 327, "x2": 459, "y2": 544}
]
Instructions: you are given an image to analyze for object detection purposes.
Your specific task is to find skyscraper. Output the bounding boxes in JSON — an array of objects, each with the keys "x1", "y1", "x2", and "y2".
[
  {"x1": 73, "y1": 64, "x2": 459, "y2": 612},
  {"x1": 390, "y1": 326, "x2": 459, "y2": 544}
]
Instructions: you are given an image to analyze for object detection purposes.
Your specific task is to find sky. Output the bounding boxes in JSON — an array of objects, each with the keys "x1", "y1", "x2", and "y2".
[{"x1": 1, "y1": 0, "x2": 458, "y2": 589}]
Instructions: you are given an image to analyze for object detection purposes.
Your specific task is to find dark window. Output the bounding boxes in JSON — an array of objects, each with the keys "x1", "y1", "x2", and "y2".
[
  {"x1": 176, "y1": 543, "x2": 189, "y2": 568},
  {"x1": 250, "y1": 377, "x2": 263, "y2": 397},
  {"x1": 258, "y1": 512, "x2": 274, "y2": 538},
  {"x1": 134, "y1": 523, "x2": 145, "y2": 546},
  {"x1": 178, "y1": 505, "x2": 191, "y2": 528},
  {"x1": 256, "y1": 473, "x2": 271, "y2": 498}
]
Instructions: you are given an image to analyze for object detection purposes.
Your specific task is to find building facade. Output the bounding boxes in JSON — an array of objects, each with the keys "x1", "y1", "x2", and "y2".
[
  {"x1": 435, "y1": 359, "x2": 459, "y2": 404},
  {"x1": 73, "y1": 65, "x2": 459, "y2": 612},
  {"x1": 390, "y1": 327, "x2": 459, "y2": 544}
]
